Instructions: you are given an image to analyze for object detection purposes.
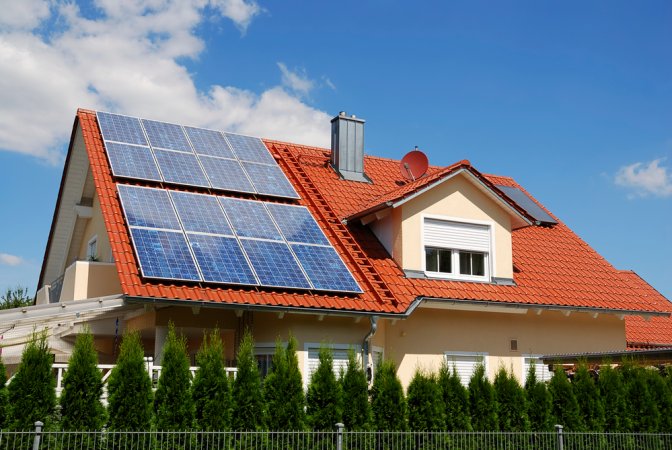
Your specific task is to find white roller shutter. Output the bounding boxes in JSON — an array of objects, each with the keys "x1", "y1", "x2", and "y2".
[
  {"x1": 424, "y1": 219, "x2": 490, "y2": 252},
  {"x1": 524, "y1": 357, "x2": 552, "y2": 382},
  {"x1": 445, "y1": 353, "x2": 487, "y2": 386},
  {"x1": 307, "y1": 347, "x2": 350, "y2": 381}
]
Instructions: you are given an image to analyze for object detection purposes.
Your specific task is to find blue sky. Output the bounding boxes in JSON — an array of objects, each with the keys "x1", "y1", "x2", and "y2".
[{"x1": 0, "y1": 0, "x2": 670, "y2": 300}]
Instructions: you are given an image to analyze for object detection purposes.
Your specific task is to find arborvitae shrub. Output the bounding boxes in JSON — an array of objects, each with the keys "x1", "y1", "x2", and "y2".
[
  {"x1": 231, "y1": 330, "x2": 264, "y2": 430},
  {"x1": 341, "y1": 349, "x2": 371, "y2": 431},
  {"x1": 60, "y1": 329, "x2": 106, "y2": 430},
  {"x1": 468, "y1": 363, "x2": 497, "y2": 431},
  {"x1": 597, "y1": 364, "x2": 629, "y2": 432},
  {"x1": 264, "y1": 339, "x2": 293, "y2": 430},
  {"x1": 0, "y1": 357, "x2": 9, "y2": 429},
  {"x1": 572, "y1": 363, "x2": 604, "y2": 431},
  {"x1": 7, "y1": 330, "x2": 56, "y2": 430},
  {"x1": 107, "y1": 331, "x2": 153, "y2": 431},
  {"x1": 407, "y1": 369, "x2": 445, "y2": 431},
  {"x1": 154, "y1": 323, "x2": 194, "y2": 430},
  {"x1": 646, "y1": 368, "x2": 672, "y2": 432},
  {"x1": 524, "y1": 362, "x2": 552, "y2": 431},
  {"x1": 493, "y1": 366, "x2": 529, "y2": 431},
  {"x1": 192, "y1": 330, "x2": 231, "y2": 430},
  {"x1": 284, "y1": 336, "x2": 306, "y2": 430},
  {"x1": 438, "y1": 362, "x2": 471, "y2": 431},
  {"x1": 548, "y1": 367, "x2": 583, "y2": 431},
  {"x1": 624, "y1": 366, "x2": 659, "y2": 432},
  {"x1": 371, "y1": 359, "x2": 407, "y2": 431},
  {"x1": 306, "y1": 346, "x2": 342, "y2": 430}
]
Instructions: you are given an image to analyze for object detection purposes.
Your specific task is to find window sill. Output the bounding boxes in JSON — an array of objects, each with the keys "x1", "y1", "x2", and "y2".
[{"x1": 424, "y1": 271, "x2": 489, "y2": 283}]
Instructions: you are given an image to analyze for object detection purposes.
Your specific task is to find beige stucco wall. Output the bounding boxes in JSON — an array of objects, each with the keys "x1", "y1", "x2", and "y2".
[
  {"x1": 77, "y1": 194, "x2": 112, "y2": 263},
  {"x1": 384, "y1": 307, "x2": 626, "y2": 387},
  {"x1": 58, "y1": 261, "x2": 121, "y2": 301},
  {"x1": 399, "y1": 173, "x2": 514, "y2": 279}
]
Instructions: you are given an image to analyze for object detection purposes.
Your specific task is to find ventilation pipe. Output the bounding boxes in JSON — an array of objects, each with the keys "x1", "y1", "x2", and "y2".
[
  {"x1": 331, "y1": 111, "x2": 370, "y2": 182},
  {"x1": 362, "y1": 315, "x2": 378, "y2": 383}
]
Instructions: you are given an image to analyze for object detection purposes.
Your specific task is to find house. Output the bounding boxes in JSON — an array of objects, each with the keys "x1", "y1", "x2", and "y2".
[{"x1": 4, "y1": 108, "x2": 670, "y2": 388}]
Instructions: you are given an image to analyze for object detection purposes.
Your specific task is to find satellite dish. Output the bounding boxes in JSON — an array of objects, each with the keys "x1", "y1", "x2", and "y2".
[{"x1": 400, "y1": 148, "x2": 429, "y2": 181}]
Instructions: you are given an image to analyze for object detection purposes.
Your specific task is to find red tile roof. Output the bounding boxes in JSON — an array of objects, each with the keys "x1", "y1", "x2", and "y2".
[
  {"x1": 621, "y1": 271, "x2": 672, "y2": 348},
  {"x1": 77, "y1": 109, "x2": 670, "y2": 316}
]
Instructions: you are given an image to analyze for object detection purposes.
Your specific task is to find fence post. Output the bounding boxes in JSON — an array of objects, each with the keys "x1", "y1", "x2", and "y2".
[
  {"x1": 555, "y1": 424, "x2": 564, "y2": 450},
  {"x1": 336, "y1": 423, "x2": 344, "y2": 450},
  {"x1": 32, "y1": 421, "x2": 43, "y2": 450}
]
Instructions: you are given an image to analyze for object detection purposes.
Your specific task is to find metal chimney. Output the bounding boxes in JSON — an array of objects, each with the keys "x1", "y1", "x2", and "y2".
[{"x1": 331, "y1": 111, "x2": 369, "y2": 182}]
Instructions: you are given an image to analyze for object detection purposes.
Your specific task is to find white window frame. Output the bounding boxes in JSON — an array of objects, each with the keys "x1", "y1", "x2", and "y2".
[
  {"x1": 444, "y1": 351, "x2": 489, "y2": 386},
  {"x1": 421, "y1": 214, "x2": 495, "y2": 282},
  {"x1": 303, "y1": 343, "x2": 360, "y2": 389},
  {"x1": 87, "y1": 235, "x2": 98, "y2": 261},
  {"x1": 523, "y1": 354, "x2": 552, "y2": 383}
]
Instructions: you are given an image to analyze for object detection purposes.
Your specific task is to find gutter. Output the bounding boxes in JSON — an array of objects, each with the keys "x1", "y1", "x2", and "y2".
[{"x1": 361, "y1": 316, "x2": 378, "y2": 382}]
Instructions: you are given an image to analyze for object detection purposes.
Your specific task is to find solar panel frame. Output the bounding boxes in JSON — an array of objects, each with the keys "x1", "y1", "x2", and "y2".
[
  {"x1": 130, "y1": 227, "x2": 202, "y2": 282},
  {"x1": 169, "y1": 191, "x2": 234, "y2": 236},
  {"x1": 242, "y1": 162, "x2": 300, "y2": 199},
  {"x1": 188, "y1": 233, "x2": 259, "y2": 285},
  {"x1": 265, "y1": 203, "x2": 330, "y2": 245},
  {"x1": 496, "y1": 185, "x2": 558, "y2": 225},
  {"x1": 290, "y1": 244, "x2": 362, "y2": 293},
  {"x1": 117, "y1": 185, "x2": 181, "y2": 230},
  {"x1": 97, "y1": 112, "x2": 148, "y2": 146},
  {"x1": 105, "y1": 142, "x2": 162, "y2": 182},
  {"x1": 240, "y1": 238, "x2": 312, "y2": 289},
  {"x1": 141, "y1": 119, "x2": 193, "y2": 152},
  {"x1": 154, "y1": 149, "x2": 210, "y2": 188}
]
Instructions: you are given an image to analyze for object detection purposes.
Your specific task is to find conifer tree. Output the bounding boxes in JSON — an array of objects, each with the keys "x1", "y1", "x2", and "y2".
[
  {"x1": 371, "y1": 359, "x2": 407, "y2": 431},
  {"x1": 597, "y1": 364, "x2": 629, "y2": 432},
  {"x1": 154, "y1": 323, "x2": 194, "y2": 430},
  {"x1": 60, "y1": 329, "x2": 106, "y2": 430},
  {"x1": 548, "y1": 367, "x2": 583, "y2": 431},
  {"x1": 107, "y1": 331, "x2": 153, "y2": 431},
  {"x1": 407, "y1": 369, "x2": 445, "y2": 431},
  {"x1": 264, "y1": 339, "x2": 290, "y2": 430},
  {"x1": 438, "y1": 362, "x2": 471, "y2": 431},
  {"x1": 285, "y1": 336, "x2": 306, "y2": 430},
  {"x1": 231, "y1": 330, "x2": 264, "y2": 430},
  {"x1": 192, "y1": 330, "x2": 231, "y2": 430},
  {"x1": 524, "y1": 362, "x2": 552, "y2": 431},
  {"x1": 7, "y1": 330, "x2": 56, "y2": 430},
  {"x1": 341, "y1": 349, "x2": 371, "y2": 431},
  {"x1": 0, "y1": 357, "x2": 8, "y2": 429},
  {"x1": 646, "y1": 368, "x2": 672, "y2": 432},
  {"x1": 468, "y1": 363, "x2": 497, "y2": 431},
  {"x1": 572, "y1": 363, "x2": 604, "y2": 431},
  {"x1": 493, "y1": 366, "x2": 530, "y2": 431},
  {"x1": 306, "y1": 346, "x2": 342, "y2": 430},
  {"x1": 624, "y1": 367, "x2": 659, "y2": 432}
]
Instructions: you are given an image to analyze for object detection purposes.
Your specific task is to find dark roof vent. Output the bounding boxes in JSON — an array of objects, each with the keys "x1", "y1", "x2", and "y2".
[{"x1": 331, "y1": 112, "x2": 370, "y2": 182}]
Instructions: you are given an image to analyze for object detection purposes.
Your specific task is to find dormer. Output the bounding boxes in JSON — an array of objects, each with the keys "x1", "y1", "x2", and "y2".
[{"x1": 346, "y1": 162, "x2": 535, "y2": 284}]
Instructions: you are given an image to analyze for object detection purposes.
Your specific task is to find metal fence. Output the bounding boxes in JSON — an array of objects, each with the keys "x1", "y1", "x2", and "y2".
[{"x1": 2, "y1": 422, "x2": 672, "y2": 450}]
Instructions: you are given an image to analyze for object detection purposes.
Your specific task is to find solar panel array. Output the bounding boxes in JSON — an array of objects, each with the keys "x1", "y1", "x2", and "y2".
[
  {"x1": 117, "y1": 185, "x2": 362, "y2": 293},
  {"x1": 496, "y1": 185, "x2": 558, "y2": 225},
  {"x1": 97, "y1": 111, "x2": 299, "y2": 199}
]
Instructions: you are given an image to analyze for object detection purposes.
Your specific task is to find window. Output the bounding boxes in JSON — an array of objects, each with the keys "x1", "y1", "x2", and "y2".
[
  {"x1": 444, "y1": 352, "x2": 488, "y2": 386},
  {"x1": 304, "y1": 344, "x2": 357, "y2": 387},
  {"x1": 255, "y1": 345, "x2": 276, "y2": 378},
  {"x1": 523, "y1": 356, "x2": 552, "y2": 382},
  {"x1": 423, "y1": 218, "x2": 491, "y2": 281},
  {"x1": 87, "y1": 236, "x2": 98, "y2": 261}
]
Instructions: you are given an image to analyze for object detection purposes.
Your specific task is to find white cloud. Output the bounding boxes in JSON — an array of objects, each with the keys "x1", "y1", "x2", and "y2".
[
  {"x1": 277, "y1": 62, "x2": 315, "y2": 97},
  {"x1": 0, "y1": 0, "x2": 51, "y2": 30},
  {"x1": 0, "y1": 253, "x2": 25, "y2": 267},
  {"x1": 615, "y1": 158, "x2": 672, "y2": 198},
  {"x1": 0, "y1": 0, "x2": 331, "y2": 164}
]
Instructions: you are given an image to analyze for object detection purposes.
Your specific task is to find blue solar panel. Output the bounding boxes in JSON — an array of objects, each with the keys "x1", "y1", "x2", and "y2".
[
  {"x1": 242, "y1": 162, "x2": 299, "y2": 199},
  {"x1": 291, "y1": 244, "x2": 362, "y2": 293},
  {"x1": 117, "y1": 185, "x2": 180, "y2": 230},
  {"x1": 225, "y1": 133, "x2": 275, "y2": 164},
  {"x1": 130, "y1": 228, "x2": 201, "y2": 281},
  {"x1": 170, "y1": 191, "x2": 233, "y2": 235},
  {"x1": 105, "y1": 142, "x2": 161, "y2": 181},
  {"x1": 199, "y1": 156, "x2": 255, "y2": 193},
  {"x1": 219, "y1": 198, "x2": 282, "y2": 240},
  {"x1": 266, "y1": 204, "x2": 329, "y2": 245},
  {"x1": 141, "y1": 119, "x2": 192, "y2": 152},
  {"x1": 154, "y1": 149, "x2": 209, "y2": 187},
  {"x1": 185, "y1": 127, "x2": 235, "y2": 159},
  {"x1": 97, "y1": 112, "x2": 148, "y2": 146},
  {"x1": 188, "y1": 234, "x2": 258, "y2": 285},
  {"x1": 496, "y1": 185, "x2": 558, "y2": 225},
  {"x1": 240, "y1": 239, "x2": 311, "y2": 289}
]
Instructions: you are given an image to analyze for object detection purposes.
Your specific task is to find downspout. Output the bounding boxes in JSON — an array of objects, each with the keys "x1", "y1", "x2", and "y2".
[{"x1": 362, "y1": 315, "x2": 379, "y2": 383}]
